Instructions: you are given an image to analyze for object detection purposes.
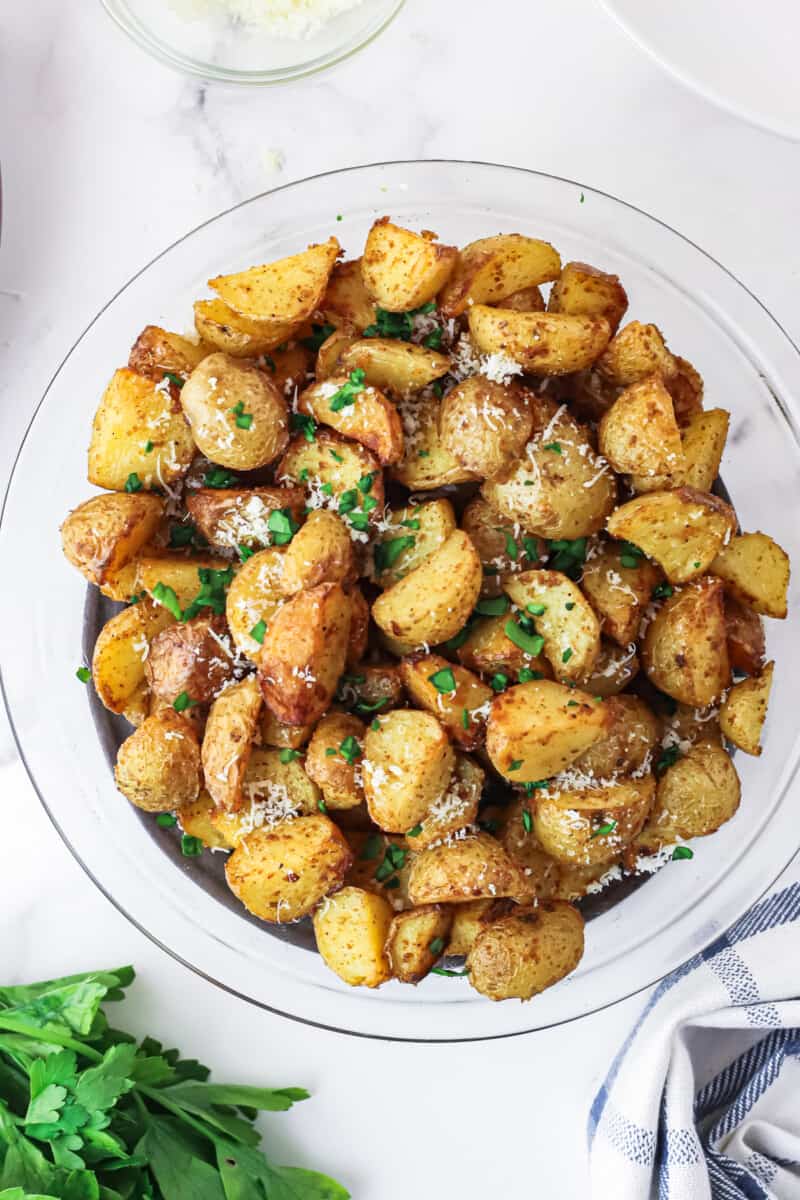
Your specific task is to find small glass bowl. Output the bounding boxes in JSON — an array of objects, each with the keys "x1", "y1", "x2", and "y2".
[{"x1": 99, "y1": 0, "x2": 405, "y2": 85}]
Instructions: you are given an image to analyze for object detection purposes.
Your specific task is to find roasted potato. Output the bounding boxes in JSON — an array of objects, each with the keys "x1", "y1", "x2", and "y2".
[
  {"x1": 297, "y1": 374, "x2": 404, "y2": 465},
  {"x1": 642, "y1": 577, "x2": 730, "y2": 706},
  {"x1": 180, "y1": 354, "x2": 289, "y2": 471},
  {"x1": 467, "y1": 902, "x2": 584, "y2": 1001},
  {"x1": 439, "y1": 234, "x2": 561, "y2": 317},
  {"x1": 225, "y1": 813, "x2": 352, "y2": 923},
  {"x1": 318, "y1": 258, "x2": 377, "y2": 332},
  {"x1": 88, "y1": 368, "x2": 195, "y2": 492},
  {"x1": 313, "y1": 886, "x2": 393, "y2": 987},
  {"x1": 580, "y1": 542, "x2": 662, "y2": 646},
  {"x1": 408, "y1": 833, "x2": 534, "y2": 905},
  {"x1": 260, "y1": 708, "x2": 315, "y2": 750},
  {"x1": 580, "y1": 639, "x2": 640, "y2": 697},
  {"x1": 279, "y1": 510, "x2": 354, "y2": 595},
  {"x1": 202, "y1": 676, "x2": 262, "y2": 811},
  {"x1": 460, "y1": 497, "x2": 545, "y2": 597},
  {"x1": 457, "y1": 613, "x2": 550, "y2": 682},
  {"x1": 385, "y1": 905, "x2": 453, "y2": 983},
  {"x1": 136, "y1": 552, "x2": 233, "y2": 610},
  {"x1": 719, "y1": 661, "x2": 773, "y2": 756},
  {"x1": 607, "y1": 488, "x2": 737, "y2": 584},
  {"x1": 194, "y1": 298, "x2": 295, "y2": 357},
  {"x1": 186, "y1": 486, "x2": 305, "y2": 552},
  {"x1": 361, "y1": 219, "x2": 457, "y2": 311},
  {"x1": 212, "y1": 746, "x2": 321, "y2": 846},
  {"x1": 710, "y1": 532, "x2": 790, "y2": 619},
  {"x1": 468, "y1": 306, "x2": 611, "y2": 375},
  {"x1": 504, "y1": 569, "x2": 602, "y2": 682},
  {"x1": 305, "y1": 711, "x2": 366, "y2": 810},
  {"x1": 372, "y1": 530, "x2": 482, "y2": 647},
  {"x1": 637, "y1": 741, "x2": 740, "y2": 849},
  {"x1": 486, "y1": 679, "x2": 610, "y2": 781},
  {"x1": 128, "y1": 325, "x2": 210, "y2": 380},
  {"x1": 315, "y1": 326, "x2": 359, "y2": 380},
  {"x1": 335, "y1": 663, "x2": 405, "y2": 717},
  {"x1": 409, "y1": 754, "x2": 485, "y2": 849},
  {"x1": 145, "y1": 613, "x2": 233, "y2": 705},
  {"x1": 225, "y1": 547, "x2": 285, "y2": 659},
  {"x1": 445, "y1": 899, "x2": 503, "y2": 957},
  {"x1": 363, "y1": 708, "x2": 455, "y2": 832},
  {"x1": 633, "y1": 408, "x2": 730, "y2": 494},
  {"x1": 338, "y1": 338, "x2": 450, "y2": 396},
  {"x1": 496, "y1": 285, "x2": 545, "y2": 312},
  {"x1": 277, "y1": 430, "x2": 385, "y2": 525},
  {"x1": 343, "y1": 831, "x2": 415, "y2": 909},
  {"x1": 391, "y1": 393, "x2": 479, "y2": 490},
  {"x1": 724, "y1": 596, "x2": 766, "y2": 676},
  {"x1": 534, "y1": 775, "x2": 655, "y2": 866},
  {"x1": 258, "y1": 582, "x2": 351, "y2": 726},
  {"x1": 598, "y1": 377, "x2": 683, "y2": 478},
  {"x1": 547, "y1": 261, "x2": 628, "y2": 333},
  {"x1": 91, "y1": 599, "x2": 174, "y2": 716},
  {"x1": 61, "y1": 491, "x2": 164, "y2": 601},
  {"x1": 209, "y1": 237, "x2": 339, "y2": 327},
  {"x1": 114, "y1": 710, "x2": 201, "y2": 812},
  {"x1": 595, "y1": 320, "x2": 677, "y2": 386},
  {"x1": 399, "y1": 654, "x2": 493, "y2": 750},
  {"x1": 177, "y1": 791, "x2": 234, "y2": 851},
  {"x1": 439, "y1": 378, "x2": 533, "y2": 479},
  {"x1": 497, "y1": 800, "x2": 562, "y2": 898},
  {"x1": 572, "y1": 695, "x2": 659, "y2": 779},
  {"x1": 661, "y1": 701, "x2": 723, "y2": 752},
  {"x1": 372, "y1": 498, "x2": 457, "y2": 589}
]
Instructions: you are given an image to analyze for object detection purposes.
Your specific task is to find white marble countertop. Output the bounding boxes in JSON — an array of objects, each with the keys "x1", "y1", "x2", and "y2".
[{"x1": 1, "y1": 2, "x2": 799, "y2": 1196}]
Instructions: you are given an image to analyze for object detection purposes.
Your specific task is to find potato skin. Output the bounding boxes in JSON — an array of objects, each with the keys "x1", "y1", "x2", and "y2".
[
  {"x1": 408, "y1": 833, "x2": 535, "y2": 905},
  {"x1": 298, "y1": 376, "x2": 404, "y2": 465},
  {"x1": 572, "y1": 695, "x2": 659, "y2": 779},
  {"x1": 504, "y1": 569, "x2": 602, "y2": 682},
  {"x1": 637, "y1": 742, "x2": 740, "y2": 849},
  {"x1": 128, "y1": 325, "x2": 209, "y2": 380},
  {"x1": 456, "y1": 613, "x2": 551, "y2": 681},
  {"x1": 468, "y1": 305, "x2": 611, "y2": 375},
  {"x1": 719, "y1": 662, "x2": 773, "y2": 756},
  {"x1": 534, "y1": 775, "x2": 655, "y2": 867},
  {"x1": 439, "y1": 234, "x2": 561, "y2": 317},
  {"x1": 225, "y1": 547, "x2": 286, "y2": 660},
  {"x1": 177, "y1": 790, "x2": 234, "y2": 851},
  {"x1": 467, "y1": 902, "x2": 584, "y2": 1001},
  {"x1": 371, "y1": 530, "x2": 481, "y2": 647},
  {"x1": 606, "y1": 487, "x2": 737, "y2": 585},
  {"x1": 361, "y1": 219, "x2": 457, "y2": 311},
  {"x1": 186, "y1": 486, "x2": 306, "y2": 552},
  {"x1": 460, "y1": 496, "x2": 545, "y2": 598},
  {"x1": 305, "y1": 711, "x2": 366, "y2": 810},
  {"x1": 194, "y1": 297, "x2": 296, "y2": 358},
  {"x1": 548, "y1": 261, "x2": 628, "y2": 333},
  {"x1": 61, "y1": 492, "x2": 164, "y2": 598},
  {"x1": 497, "y1": 800, "x2": 562, "y2": 899},
  {"x1": 580, "y1": 543, "x2": 662, "y2": 646},
  {"x1": 486, "y1": 680, "x2": 610, "y2": 782},
  {"x1": 385, "y1": 905, "x2": 453, "y2": 983},
  {"x1": 280, "y1": 510, "x2": 354, "y2": 595},
  {"x1": 180, "y1": 353, "x2": 288, "y2": 471},
  {"x1": 211, "y1": 747, "x2": 321, "y2": 847},
  {"x1": 114, "y1": 710, "x2": 201, "y2": 812},
  {"x1": 410, "y1": 754, "x2": 485, "y2": 849},
  {"x1": 391, "y1": 394, "x2": 479, "y2": 491},
  {"x1": 313, "y1": 886, "x2": 394, "y2": 987},
  {"x1": 209, "y1": 237, "x2": 339, "y2": 325},
  {"x1": 580, "y1": 639, "x2": 640, "y2": 697},
  {"x1": 710, "y1": 532, "x2": 791, "y2": 619},
  {"x1": 202, "y1": 676, "x2": 262, "y2": 811},
  {"x1": 277, "y1": 430, "x2": 385, "y2": 517},
  {"x1": 372, "y1": 499, "x2": 457, "y2": 590},
  {"x1": 598, "y1": 376, "x2": 683, "y2": 477},
  {"x1": 596, "y1": 320, "x2": 677, "y2": 386},
  {"x1": 319, "y1": 258, "x2": 377, "y2": 332},
  {"x1": 91, "y1": 599, "x2": 173, "y2": 716},
  {"x1": 225, "y1": 814, "x2": 353, "y2": 923},
  {"x1": 363, "y1": 709, "x2": 455, "y2": 832},
  {"x1": 439, "y1": 378, "x2": 533, "y2": 479},
  {"x1": 399, "y1": 654, "x2": 493, "y2": 751},
  {"x1": 145, "y1": 614, "x2": 233, "y2": 705},
  {"x1": 724, "y1": 596, "x2": 765, "y2": 676},
  {"x1": 338, "y1": 338, "x2": 450, "y2": 396},
  {"x1": 642, "y1": 578, "x2": 730, "y2": 706}
]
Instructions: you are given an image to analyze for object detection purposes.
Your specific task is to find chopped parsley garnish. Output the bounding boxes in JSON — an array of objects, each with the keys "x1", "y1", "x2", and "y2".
[
  {"x1": 338, "y1": 489, "x2": 358, "y2": 514},
  {"x1": 156, "y1": 812, "x2": 177, "y2": 828},
  {"x1": 325, "y1": 748, "x2": 337, "y2": 757},
  {"x1": 475, "y1": 595, "x2": 510, "y2": 616},
  {"x1": 361, "y1": 833, "x2": 384, "y2": 860},
  {"x1": 129, "y1": 593, "x2": 141, "y2": 604},
  {"x1": 524, "y1": 780, "x2": 549, "y2": 795},
  {"x1": 693, "y1": 561, "x2": 701, "y2": 568},
  {"x1": 428, "y1": 937, "x2": 445, "y2": 956},
  {"x1": 429, "y1": 667, "x2": 456, "y2": 694},
  {"x1": 318, "y1": 798, "x2": 328, "y2": 813},
  {"x1": 354, "y1": 696, "x2": 390, "y2": 716},
  {"x1": 423, "y1": 328, "x2": 443, "y2": 350},
  {"x1": 490, "y1": 672, "x2": 509, "y2": 692},
  {"x1": 375, "y1": 842, "x2": 407, "y2": 882},
  {"x1": 321, "y1": 482, "x2": 334, "y2": 495},
  {"x1": 151, "y1": 581, "x2": 183, "y2": 621},
  {"x1": 76, "y1": 666, "x2": 91, "y2": 683},
  {"x1": 144, "y1": 439, "x2": 154, "y2": 453},
  {"x1": 163, "y1": 371, "x2": 185, "y2": 389},
  {"x1": 418, "y1": 450, "x2": 430, "y2": 458},
  {"x1": 371, "y1": 718, "x2": 381, "y2": 731},
  {"x1": 431, "y1": 967, "x2": 469, "y2": 978},
  {"x1": 250, "y1": 619, "x2": 267, "y2": 644},
  {"x1": 508, "y1": 759, "x2": 523, "y2": 771},
  {"x1": 580, "y1": 192, "x2": 585, "y2": 203},
  {"x1": 432, "y1": 381, "x2": 444, "y2": 398},
  {"x1": 521, "y1": 808, "x2": 533, "y2": 834},
  {"x1": 181, "y1": 834, "x2": 204, "y2": 857},
  {"x1": 329, "y1": 448, "x2": 344, "y2": 462},
  {"x1": 238, "y1": 544, "x2": 255, "y2": 562},
  {"x1": 656, "y1": 744, "x2": 682, "y2": 773},
  {"x1": 590, "y1": 820, "x2": 617, "y2": 840},
  {"x1": 565, "y1": 601, "x2": 575, "y2": 611},
  {"x1": 561, "y1": 648, "x2": 573, "y2": 664},
  {"x1": 547, "y1": 536, "x2": 587, "y2": 579},
  {"x1": 620, "y1": 541, "x2": 645, "y2": 569},
  {"x1": 298, "y1": 467, "x2": 309, "y2": 482},
  {"x1": 374, "y1": 535, "x2": 415, "y2": 572},
  {"x1": 172, "y1": 692, "x2": 197, "y2": 712},
  {"x1": 543, "y1": 442, "x2": 562, "y2": 454},
  {"x1": 523, "y1": 536, "x2": 540, "y2": 563},
  {"x1": 268, "y1": 507, "x2": 300, "y2": 546},
  {"x1": 517, "y1": 668, "x2": 543, "y2": 683},
  {"x1": 652, "y1": 582, "x2": 674, "y2": 600},
  {"x1": 567, "y1": 699, "x2": 579, "y2": 707},
  {"x1": 290, "y1": 411, "x2": 316, "y2": 442},
  {"x1": 357, "y1": 473, "x2": 374, "y2": 493},
  {"x1": 183, "y1": 566, "x2": 234, "y2": 620},
  {"x1": 338, "y1": 735, "x2": 362, "y2": 765},
  {"x1": 301, "y1": 322, "x2": 335, "y2": 352},
  {"x1": 442, "y1": 621, "x2": 474, "y2": 652},
  {"x1": 401, "y1": 517, "x2": 421, "y2": 529},
  {"x1": 169, "y1": 521, "x2": 197, "y2": 549},
  {"x1": 505, "y1": 619, "x2": 545, "y2": 658},
  {"x1": 363, "y1": 302, "x2": 436, "y2": 341},
  {"x1": 620, "y1": 554, "x2": 640, "y2": 569},
  {"x1": 672, "y1": 845, "x2": 694, "y2": 861},
  {"x1": 527, "y1": 602, "x2": 546, "y2": 616},
  {"x1": 279, "y1": 748, "x2": 301, "y2": 763},
  {"x1": 124, "y1": 472, "x2": 142, "y2": 493},
  {"x1": 328, "y1": 368, "x2": 366, "y2": 413},
  {"x1": 500, "y1": 530, "x2": 518, "y2": 561},
  {"x1": 461, "y1": 707, "x2": 470, "y2": 730},
  {"x1": 406, "y1": 824, "x2": 423, "y2": 838},
  {"x1": 203, "y1": 466, "x2": 239, "y2": 488},
  {"x1": 229, "y1": 400, "x2": 253, "y2": 430}
]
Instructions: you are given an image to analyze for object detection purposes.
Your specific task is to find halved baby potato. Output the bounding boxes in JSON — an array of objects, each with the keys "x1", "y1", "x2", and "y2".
[
  {"x1": 580, "y1": 639, "x2": 640, "y2": 697},
  {"x1": 467, "y1": 901, "x2": 584, "y2": 1002},
  {"x1": 91, "y1": 599, "x2": 174, "y2": 716},
  {"x1": 439, "y1": 234, "x2": 561, "y2": 317},
  {"x1": 719, "y1": 661, "x2": 774, "y2": 756},
  {"x1": 486, "y1": 679, "x2": 610, "y2": 781},
  {"x1": 598, "y1": 376, "x2": 684, "y2": 478},
  {"x1": 361, "y1": 219, "x2": 457, "y2": 311},
  {"x1": 313, "y1": 885, "x2": 394, "y2": 987},
  {"x1": 710, "y1": 532, "x2": 790, "y2": 619},
  {"x1": 408, "y1": 833, "x2": 535, "y2": 905},
  {"x1": 468, "y1": 306, "x2": 611, "y2": 375},
  {"x1": 580, "y1": 542, "x2": 662, "y2": 646},
  {"x1": 724, "y1": 595, "x2": 766, "y2": 676},
  {"x1": 406, "y1": 753, "x2": 485, "y2": 849},
  {"x1": 180, "y1": 354, "x2": 289, "y2": 471},
  {"x1": 202, "y1": 675, "x2": 262, "y2": 811},
  {"x1": 456, "y1": 613, "x2": 551, "y2": 683},
  {"x1": 128, "y1": 325, "x2": 210, "y2": 380},
  {"x1": 277, "y1": 430, "x2": 385, "y2": 525},
  {"x1": 318, "y1": 258, "x2": 377, "y2": 332},
  {"x1": 145, "y1": 613, "x2": 234, "y2": 705},
  {"x1": 194, "y1": 298, "x2": 295, "y2": 358},
  {"x1": 136, "y1": 552, "x2": 234, "y2": 611},
  {"x1": 637, "y1": 741, "x2": 740, "y2": 850},
  {"x1": 114, "y1": 710, "x2": 201, "y2": 812},
  {"x1": 209, "y1": 237, "x2": 339, "y2": 326},
  {"x1": 186, "y1": 486, "x2": 305, "y2": 552},
  {"x1": 504, "y1": 569, "x2": 602, "y2": 682},
  {"x1": 547, "y1": 261, "x2": 628, "y2": 333},
  {"x1": 371, "y1": 530, "x2": 482, "y2": 647},
  {"x1": 279, "y1": 510, "x2": 354, "y2": 595},
  {"x1": 225, "y1": 547, "x2": 285, "y2": 659},
  {"x1": 595, "y1": 320, "x2": 677, "y2": 386},
  {"x1": 642, "y1": 577, "x2": 730, "y2": 706},
  {"x1": 385, "y1": 905, "x2": 453, "y2": 984},
  {"x1": 363, "y1": 708, "x2": 455, "y2": 833},
  {"x1": 337, "y1": 338, "x2": 450, "y2": 396},
  {"x1": 439, "y1": 377, "x2": 533, "y2": 479},
  {"x1": 305, "y1": 711, "x2": 367, "y2": 810},
  {"x1": 399, "y1": 654, "x2": 493, "y2": 751},
  {"x1": 606, "y1": 487, "x2": 737, "y2": 584},
  {"x1": 372, "y1": 498, "x2": 457, "y2": 589},
  {"x1": 391, "y1": 393, "x2": 479, "y2": 490},
  {"x1": 61, "y1": 491, "x2": 164, "y2": 600},
  {"x1": 534, "y1": 775, "x2": 655, "y2": 867},
  {"x1": 297, "y1": 375, "x2": 404, "y2": 465}
]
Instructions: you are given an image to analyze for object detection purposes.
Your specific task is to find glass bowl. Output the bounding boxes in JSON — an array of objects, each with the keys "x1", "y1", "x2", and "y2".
[
  {"x1": 99, "y1": 0, "x2": 405, "y2": 85},
  {"x1": 2, "y1": 161, "x2": 799, "y2": 1041}
]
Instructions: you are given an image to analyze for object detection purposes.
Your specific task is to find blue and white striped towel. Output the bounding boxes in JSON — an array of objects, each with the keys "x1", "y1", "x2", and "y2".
[{"x1": 589, "y1": 883, "x2": 800, "y2": 1199}]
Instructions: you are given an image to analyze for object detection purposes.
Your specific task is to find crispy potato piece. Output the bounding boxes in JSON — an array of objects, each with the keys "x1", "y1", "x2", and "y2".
[
  {"x1": 91, "y1": 599, "x2": 174, "y2": 716},
  {"x1": 180, "y1": 354, "x2": 288, "y2": 471},
  {"x1": 724, "y1": 595, "x2": 766, "y2": 675},
  {"x1": 258, "y1": 582, "x2": 351, "y2": 726},
  {"x1": 710, "y1": 532, "x2": 790, "y2": 619},
  {"x1": 225, "y1": 547, "x2": 285, "y2": 659},
  {"x1": 439, "y1": 234, "x2": 560, "y2": 317},
  {"x1": 399, "y1": 654, "x2": 493, "y2": 750},
  {"x1": 361, "y1": 219, "x2": 457, "y2": 311},
  {"x1": 572, "y1": 695, "x2": 660, "y2": 778},
  {"x1": 186, "y1": 486, "x2": 305, "y2": 552},
  {"x1": 496, "y1": 285, "x2": 545, "y2": 312},
  {"x1": 468, "y1": 306, "x2": 611, "y2": 375},
  {"x1": 319, "y1": 259, "x2": 377, "y2": 332},
  {"x1": 313, "y1": 886, "x2": 393, "y2": 987},
  {"x1": 598, "y1": 377, "x2": 684, "y2": 477},
  {"x1": 580, "y1": 639, "x2": 640, "y2": 697},
  {"x1": 497, "y1": 800, "x2": 562, "y2": 899},
  {"x1": 386, "y1": 905, "x2": 453, "y2": 983},
  {"x1": 607, "y1": 488, "x2": 737, "y2": 584},
  {"x1": 457, "y1": 613, "x2": 550, "y2": 682},
  {"x1": 408, "y1": 833, "x2": 535, "y2": 905},
  {"x1": 551, "y1": 861, "x2": 614, "y2": 901},
  {"x1": 534, "y1": 775, "x2": 655, "y2": 866},
  {"x1": 391, "y1": 393, "x2": 479, "y2": 490},
  {"x1": 264, "y1": 340, "x2": 313, "y2": 393},
  {"x1": 637, "y1": 742, "x2": 740, "y2": 849},
  {"x1": 338, "y1": 338, "x2": 450, "y2": 396},
  {"x1": 408, "y1": 754, "x2": 484, "y2": 849},
  {"x1": 642, "y1": 578, "x2": 730, "y2": 706},
  {"x1": 279, "y1": 510, "x2": 354, "y2": 595},
  {"x1": 363, "y1": 709, "x2": 455, "y2": 832},
  {"x1": 595, "y1": 320, "x2": 677, "y2": 386},
  {"x1": 194, "y1": 298, "x2": 296, "y2": 357},
  {"x1": 467, "y1": 902, "x2": 584, "y2": 1002},
  {"x1": 439, "y1": 378, "x2": 533, "y2": 479},
  {"x1": 212, "y1": 747, "x2": 321, "y2": 846},
  {"x1": 633, "y1": 408, "x2": 730, "y2": 495},
  {"x1": 128, "y1": 325, "x2": 210, "y2": 381},
  {"x1": 580, "y1": 542, "x2": 662, "y2": 646},
  {"x1": 372, "y1": 499, "x2": 456, "y2": 589},
  {"x1": 209, "y1": 237, "x2": 339, "y2": 326},
  {"x1": 225, "y1": 813, "x2": 352, "y2": 923},
  {"x1": 177, "y1": 791, "x2": 234, "y2": 851},
  {"x1": 460, "y1": 497, "x2": 544, "y2": 597},
  {"x1": 61, "y1": 492, "x2": 164, "y2": 600},
  {"x1": 343, "y1": 831, "x2": 415, "y2": 909},
  {"x1": 482, "y1": 399, "x2": 616, "y2": 539},
  {"x1": 114, "y1": 710, "x2": 200, "y2": 812},
  {"x1": 202, "y1": 676, "x2": 262, "y2": 811},
  {"x1": 547, "y1": 262, "x2": 628, "y2": 333},
  {"x1": 345, "y1": 586, "x2": 369, "y2": 668},
  {"x1": 260, "y1": 708, "x2": 314, "y2": 750},
  {"x1": 277, "y1": 430, "x2": 385, "y2": 518},
  {"x1": 446, "y1": 899, "x2": 503, "y2": 956},
  {"x1": 315, "y1": 326, "x2": 359, "y2": 380},
  {"x1": 666, "y1": 356, "x2": 704, "y2": 423},
  {"x1": 137, "y1": 552, "x2": 233, "y2": 610},
  {"x1": 145, "y1": 613, "x2": 233, "y2": 704},
  {"x1": 88, "y1": 368, "x2": 195, "y2": 492},
  {"x1": 719, "y1": 662, "x2": 773, "y2": 756},
  {"x1": 298, "y1": 375, "x2": 403, "y2": 465},
  {"x1": 504, "y1": 569, "x2": 602, "y2": 682},
  {"x1": 305, "y1": 711, "x2": 366, "y2": 810},
  {"x1": 372, "y1": 530, "x2": 481, "y2": 647},
  {"x1": 335, "y1": 662, "x2": 405, "y2": 717},
  {"x1": 486, "y1": 679, "x2": 610, "y2": 781}
]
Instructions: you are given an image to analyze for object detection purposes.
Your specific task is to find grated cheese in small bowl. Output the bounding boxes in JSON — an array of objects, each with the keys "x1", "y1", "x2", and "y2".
[{"x1": 169, "y1": 0, "x2": 367, "y2": 38}]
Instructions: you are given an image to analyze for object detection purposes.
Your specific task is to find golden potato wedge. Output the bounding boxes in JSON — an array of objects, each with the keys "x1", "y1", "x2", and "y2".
[
  {"x1": 212, "y1": 746, "x2": 321, "y2": 846},
  {"x1": 258, "y1": 582, "x2": 351, "y2": 726},
  {"x1": 467, "y1": 902, "x2": 584, "y2": 1002},
  {"x1": 534, "y1": 775, "x2": 655, "y2": 867},
  {"x1": 460, "y1": 497, "x2": 545, "y2": 597},
  {"x1": 598, "y1": 376, "x2": 684, "y2": 478},
  {"x1": 486, "y1": 679, "x2": 610, "y2": 782},
  {"x1": 305, "y1": 711, "x2": 366, "y2": 810},
  {"x1": 391, "y1": 393, "x2": 479, "y2": 490},
  {"x1": 637, "y1": 741, "x2": 740, "y2": 849},
  {"x1": 180, "y1": 354, "x2": 288, "y2": 471},
  {"x1": 338, "y1": 338, "x2": 450, "y2": 396},
  {"x1": 497, "y1": 800, "x2": 562, "y2": 899},
  {"x1": 572, "y1": 695, "x2": 660, "y2": 779},
  {"x1": 595, "y1": 320, "x2": 677, "y2": 386},
  {"x1": 724, "y1": 596, "x2": 766, "y2": 675},
  {"x1": 145, "y1": 613, "x2": 234, "y2": 705},
  {"x1": 468, "y1": 306, "x2": 611, "y2": 376},
  {"x1": 91, "y1": 599, "x2": 174, "y2": 716},
  {"x1": 137, "y1": 553, "x2": 234, "y2": 610},
  {"x1": 363, "y1": 708, "x2": 455, "y2": 832},
  {"x1": 445, "y1": 899, "x2": 503, "y2": 956},
  {"x1": 642, "y1": 578, "x2": 730, "y2": 706},
  {"x1": 194, "y1": 298, "x2": 295, "y2": 357},
  {"x1": 399, "y1": 654, "x2": 493, "y2": 750},
  {"x1": 504, "y1": 570, "x2": 602, "y2": 682},
  {"x1": 128, "y1": 325, "x2": 210, "y2": 381},
  {"x1": 225, "y1": 547, "x2": 285, "y2": 659},
  {"x1": 439, "y1": 377, "x2": 533, "y2": 479},
  {"x1": 277, "y1": 430, "x2": 385, "y2": 532},
  {"x1": 88, "y1": 368, "x2": 195, "y2": 492},
  {"x1": 386, "y1": 905, "x2": 453, "y2": 983},
  {"x1": 209, "y1": 237, "x2": 339, "y2": 325},
  {"x1": 673, "y1": 408, "x2": 730, "y2": 493},
  {"x1": 335, "y1": 662, "x2": 405, "y2": 717},
  {"x1": 61, "y1": 492, "x2": 164, "y2": 600},
  {"x1": 710, "y1": 532, "x2": 790, "y2": 619},
  {"x1": 719, "y1": 662, "x2": 773, "y2": 756},
  {"x1": 580, "y1": 542, "x2": 662, "y2": 646},
  {"x1": 186, "y1": 486, "x2": 306, "y2": 552},
  {"x1": 114, "y1": 710, "x2": 200, "y2": 812},
  {"x1": 371, "y1": 530, "x2": 481, "y2": 647},
  {"x1": 260, "y1": 708, "x2": 315, "y2": 750},
  {"x1": 313, "y1": 886, "x2": 393, "y2": 987},
  {"x1": 407, "y1": 753, "x2": 484, "y2": 849},
  {"x1": 314, "y1": 326, "x2": 358, "y2": 380},
  {"x1": 547, "y1": 261, "x2": 628, "y2": 333},
  {"x1": 665, "y1": 356, "x2": 704, "y2": 423},
  {"x1": 177, "y1": 791, "x2": 234, "y2": 851},
  {"x1": 225, "y1": 813, "x2": 352, "y2": 923},
  {"x1": 580, "y1": 639, "x2": 640, "y2": 697},
  {"x1": 361, "y1": 219, "x2": 457, "y2": 311},
  {"x1": 408, "y1": 833, "x2": 535, "y2": 905},
  {"x1": 496, "y1": 285, "x2": 545, "y2": 312},
  {"x1": 456, "y1": 613, "x2": 550, "y2": 683},
  {"x1": 279, "y1": 510, "x2": 354, "y2": 595},
  {"x1": 202, "y1": 676, "x2": 262, "y2": 811},
  {"x1": 607, "y1": 488, "x2": 737, "y2": 584},
  {"x1": 318, "y1": 259, "x2": 377, "y2": 332},
  {"x1": 297, "y1": 374, "x2": 403, "y2": 465},
  {"x1": 439, "y1": 234, "x2": 561, "y2": 318},
  {"x1": 372, "y1": 499, "x2": 457, "y2": 589}
]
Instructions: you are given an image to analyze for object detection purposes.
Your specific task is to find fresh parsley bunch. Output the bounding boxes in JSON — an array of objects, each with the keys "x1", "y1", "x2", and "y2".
[{"x1": 0, "y1": 967, "x2": 348, "y2": 1199}]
